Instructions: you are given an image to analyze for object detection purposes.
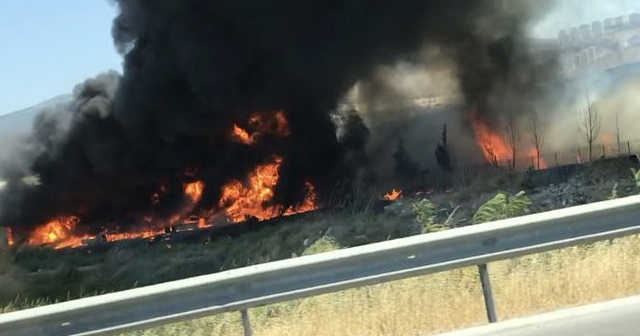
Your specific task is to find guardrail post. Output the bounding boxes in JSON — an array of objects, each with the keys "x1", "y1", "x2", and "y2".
[
  {"x1": 241, "y1": 309, "x2": 253, "y2": 336},
  {"x1": 478, "y1": 264, "x2": 498, "y2": 323}
]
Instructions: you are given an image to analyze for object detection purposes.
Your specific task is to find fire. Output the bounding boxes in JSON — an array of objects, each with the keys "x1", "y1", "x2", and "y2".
[
  {"x1": 232, "y1": 125, "x2": 254, "y2": 145},
  {"x1": 283, "y1": 182, "x2": 317, "y2": 216},
  {"x1": 223, "y1": 111, "x2": 315, "y2": 222},
  {"x1": 528, "y1": 148, "x2": 548, "y2": 170},
  {"x1": 470, "y1": 109, "x2": 549, "y2": 170},
  {"x1": 219, "y1": 158, "x2": 280, "y2": 222},
  {"x1": 231, "y1": 111, "x2": 290, "y2": 145},
  {"x1": 5, "y1": 227, "x2": 14, "y2": 246},
  {"x1": 11, "y1": 111, "x2": 317, "y2": 249},
  {"x1": 27, "y1": 216, "x2": 89, "y2": 249},
  {"x1": 219, "y1": 156, "x2": 317, "y2": 223},
  {"x1": 470, "y1": 110, "x2": 510, "y2": 164},
  {"x1": 184, "y1": 181, "x2": 204, "y2": 203},
  {"x1": 104, "y1": 227, "x2": 167, "y2": 242},
  {"x1": 383, "y1": 189, "x2": 403, "y2": 201}
]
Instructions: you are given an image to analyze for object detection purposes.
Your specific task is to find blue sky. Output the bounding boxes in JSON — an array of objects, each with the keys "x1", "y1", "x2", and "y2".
[
  {"x1": 0, "y1": 1, "x2": 122, "y2": 116},
  {"x1": 0, "y1": 1, "x2": 638, "y2": 117}
]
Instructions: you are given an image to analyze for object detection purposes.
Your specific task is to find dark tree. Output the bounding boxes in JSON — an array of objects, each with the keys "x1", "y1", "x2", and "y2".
[
  {"x1": 435, "y1": 124, "x2": 453, "y2": 172},
  {"x1": 393, "y1": 138, "x2": 419, "y2": 177}
]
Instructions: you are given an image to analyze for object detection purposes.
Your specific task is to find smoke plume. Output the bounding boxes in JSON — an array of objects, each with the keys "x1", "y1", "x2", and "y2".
[{"x1": 0, "y1": 0, "x2": 555, "y2": 234}]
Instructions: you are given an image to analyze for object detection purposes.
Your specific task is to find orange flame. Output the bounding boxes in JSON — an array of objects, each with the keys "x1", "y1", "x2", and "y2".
[
  {"x1": 5, "y1": 227, "x2": 14, "y2": 246},
  {"x1": 383, "y1": 189, "x2": 403, "y2": 201},
  {"x1": 471, "y1": 109, "x2": 550, "y2": 170},
  {"x1": 184, "y1": 181, "x2": 204, "y2": 203},
  {"x1": 231, "y1": 111, "x2": 290, "y2": 145},
  {"x1": 27, "y1": 216, "x2": 90, "y2": 249},
  {"x1": 470, "y1": 110, "x2": 510, "y2": 164},
  {"x1": 103, "y1": 228, "x2": 164, "y2": 243},
  {"x1": 11, "y1": 180, "x2": 206, "y2": 249},
  {"x1": 283, "y1": 182, "x2": 317, "y2": 216},
  {"x1": 232, "y1": 125, "x2": 254, "y2": 145},
  {"x1": 13, "y1": 111, "x2": 316, "y2": 249},
  {"x1": 219, "y1": 156, "x2": 317, "y2": 223},
  {"x1": 528, "y1": 148, "x2": 548, "y2": 169}
]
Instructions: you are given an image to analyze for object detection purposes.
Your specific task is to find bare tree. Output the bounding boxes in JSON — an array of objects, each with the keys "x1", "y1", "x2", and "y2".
[
  {"x1": 505, "y1": 111, "x2": 521, "y2": 171},
  {"x1": 529, "y1": 110, "x2": 545, "y2": 170},
  {"x1": 485, "y1": 144, "x2": 498, "y2": 167},
  {"x1": 577, "y1": 91, "x2": 601, "y2": 162}
]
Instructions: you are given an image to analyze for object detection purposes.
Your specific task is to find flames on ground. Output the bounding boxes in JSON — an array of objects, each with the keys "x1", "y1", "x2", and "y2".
[
  {"x1": 7, "y1": 108, "x2": 561, "y2": 249},
  {"x1": 219, "y1": 156, "x2": 317, "y2": 223},
  {"x1": 470, "y1": 108, "x2": 548, "y2": 169},
  {"x1": 7, "y1": 112, "x2": 318, "y2": 249},
  {"x1": 8, "y1": 107, "x2": 556, "y2": 250}
]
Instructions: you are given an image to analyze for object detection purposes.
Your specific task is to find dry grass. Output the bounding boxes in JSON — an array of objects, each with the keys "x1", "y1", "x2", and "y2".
[{"x1": 124, "y1": 234, "x2": 640, "y2": 336}]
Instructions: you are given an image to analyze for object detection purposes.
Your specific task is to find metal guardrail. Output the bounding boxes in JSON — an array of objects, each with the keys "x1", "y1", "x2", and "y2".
[{"x1": 2, "y1": 195, "x2": 640, "y2": 336}]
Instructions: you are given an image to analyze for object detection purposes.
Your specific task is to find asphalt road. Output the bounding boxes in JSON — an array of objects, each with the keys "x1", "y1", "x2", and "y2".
[{"x1": 432, "y1": 294, "x2": 640, "y2": 336}]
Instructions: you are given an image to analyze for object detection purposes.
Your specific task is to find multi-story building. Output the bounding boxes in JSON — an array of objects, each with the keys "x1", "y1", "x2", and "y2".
[{"x1": 557, "y1": 13, "x2": 640, "y2": 78}]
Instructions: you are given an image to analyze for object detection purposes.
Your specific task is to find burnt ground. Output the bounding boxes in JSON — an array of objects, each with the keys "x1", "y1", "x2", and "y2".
[{"x1": 0, "y1": 156, "x2": 639, "y2": 307}]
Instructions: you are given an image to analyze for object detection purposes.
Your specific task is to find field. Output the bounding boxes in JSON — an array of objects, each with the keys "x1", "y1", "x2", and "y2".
[
  {"x1": 1, "y1": 158, "x2": 640, "y2": 335},
  {"x1": 122, "y1": 234, "x2": 640, "y2": 336}
]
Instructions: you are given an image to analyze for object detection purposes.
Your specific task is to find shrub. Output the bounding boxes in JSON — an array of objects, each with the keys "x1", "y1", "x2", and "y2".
[
  {"x1": 631, "y1": 168, "x2": 640, "y2": 192},
  {"x1": 473, "y1": 191, "x2": 532, "y2": 224},
  {"x1": 412, "y1": 199, "x2": 447, "y2": 233}
]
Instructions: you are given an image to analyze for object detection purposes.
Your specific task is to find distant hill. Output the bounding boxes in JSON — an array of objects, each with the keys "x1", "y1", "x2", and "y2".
[{"x1": 0, "y1": 94, "x2": 73, "y2": 140}]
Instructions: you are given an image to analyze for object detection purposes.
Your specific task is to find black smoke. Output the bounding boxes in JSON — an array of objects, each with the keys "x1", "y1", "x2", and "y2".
[
  {"x1": 0, "y1": 0, "x2": 555, "y2": 235},
  {"x1": 345, "y1": 1, "x2": 558, "y2": 175}
]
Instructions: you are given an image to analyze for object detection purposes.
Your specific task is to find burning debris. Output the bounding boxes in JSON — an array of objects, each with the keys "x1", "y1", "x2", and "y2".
[
  {"x1": 383, "y1": 189, "x2": 403, "y2": 201},
  {"x1": 0, "y1": 0, "x2": 559, "y2": 248}
]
